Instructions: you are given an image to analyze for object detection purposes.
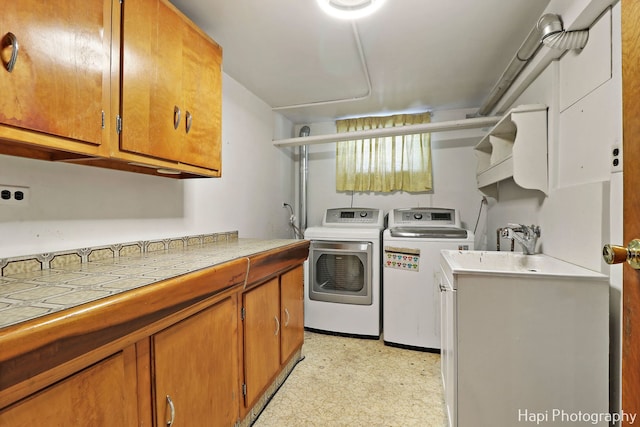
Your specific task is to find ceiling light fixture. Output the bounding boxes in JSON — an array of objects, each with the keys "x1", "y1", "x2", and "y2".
[{"x1": 316, "y1": 0, "x2": 386, "y2": 20}]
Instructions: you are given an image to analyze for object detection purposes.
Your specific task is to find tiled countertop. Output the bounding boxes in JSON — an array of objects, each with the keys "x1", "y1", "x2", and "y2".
[{"x1": 0, "y1": 236, "x2": 302, "y2": 330}]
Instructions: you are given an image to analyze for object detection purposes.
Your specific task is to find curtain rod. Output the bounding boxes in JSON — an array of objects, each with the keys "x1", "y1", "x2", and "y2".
[{"x1": 272, "y1": 116, "x2": 500, "y2": 148}]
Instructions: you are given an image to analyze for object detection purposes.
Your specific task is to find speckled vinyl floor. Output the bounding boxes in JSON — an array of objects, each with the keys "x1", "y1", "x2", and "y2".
[{"x1": 253, "y1": 331, "x2": 447, "y2": 427}]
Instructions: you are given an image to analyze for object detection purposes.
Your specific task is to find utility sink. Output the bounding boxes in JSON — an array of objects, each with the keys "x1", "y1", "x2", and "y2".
[
  {"x1": 438, "y1": 249, "x2": 609, "y2": 426},
  {"x1": 440, "y1": 250, "x2": 606, "y2": 278}
]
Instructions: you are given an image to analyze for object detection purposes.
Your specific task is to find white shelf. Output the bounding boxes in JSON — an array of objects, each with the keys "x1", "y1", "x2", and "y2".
[{"x1": 474, "y1": 104, "x2": 548, "y2": 198}]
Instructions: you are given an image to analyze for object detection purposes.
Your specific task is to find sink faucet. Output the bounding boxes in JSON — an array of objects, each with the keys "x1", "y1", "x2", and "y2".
[{"x1": 503, "y1": 224, "x2": 541, "y2": 255}]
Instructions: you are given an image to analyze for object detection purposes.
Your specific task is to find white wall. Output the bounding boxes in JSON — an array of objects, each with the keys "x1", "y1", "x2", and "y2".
[
  {"x1": 485, "y1": 6, "x2": 619, "y2": 267},
  {"x1": 185, "y1": 75, "x2": 297, "y2": 240},
  {"x1": 0, "y1": 73, "x2": 296, "y2": 258},
  {"x1": 296, "y1": 109, "x2": 487, "y2": 236},
  {"x1": 0, "y1": 0, "x2": 620, "y2": 415},
  {"x1": 297, "y1": 0, "x2": 622, "y2": 417},
  {"x1": 484, "y1": 4, "x2": 622, "y2": 419}
]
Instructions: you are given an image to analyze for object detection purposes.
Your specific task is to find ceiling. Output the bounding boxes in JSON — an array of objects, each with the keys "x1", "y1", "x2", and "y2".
[{"x1": 170, "y1": 0, "x2": 551, "y2": 125}]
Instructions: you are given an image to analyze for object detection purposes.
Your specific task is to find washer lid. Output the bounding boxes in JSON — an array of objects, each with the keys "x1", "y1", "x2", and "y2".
[{"x1": 389, "y1": 227, "x2": 469, "y2": 239}]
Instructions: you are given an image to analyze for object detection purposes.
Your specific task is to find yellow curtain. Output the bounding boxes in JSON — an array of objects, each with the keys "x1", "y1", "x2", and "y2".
[{"x1": 336, "y1": 112, "x2": 432, "y2": 192}]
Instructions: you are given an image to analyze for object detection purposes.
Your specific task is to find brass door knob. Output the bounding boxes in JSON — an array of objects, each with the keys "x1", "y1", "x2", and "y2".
[{"x1": 603, "y1": 239, "x2": 640, "y2": 269}]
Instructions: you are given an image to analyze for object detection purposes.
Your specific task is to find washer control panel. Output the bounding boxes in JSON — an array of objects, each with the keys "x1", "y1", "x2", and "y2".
[
  {"x1": 323, "y1": 208, "x2": 384, "y2": 227},
  {"x1": 389, "y1": 207, "x2": 460, "y2": 228}
]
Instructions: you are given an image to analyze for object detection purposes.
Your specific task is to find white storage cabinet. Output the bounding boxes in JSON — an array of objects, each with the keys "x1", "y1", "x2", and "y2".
[
  {"x1": 474, "y1": 104, "x2": 548, "y2": 198},
  {"x1": 439, "y1": 253, "x2": 609, "y2": 427}
]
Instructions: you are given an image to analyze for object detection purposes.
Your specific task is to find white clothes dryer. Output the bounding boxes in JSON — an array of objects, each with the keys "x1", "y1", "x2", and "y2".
[
  {"x1": 304, "y1": 207, "x2": 384, "y2": 338},
  {"x1": 382, "y1": 207, "x2": 474, "y2": 350}
]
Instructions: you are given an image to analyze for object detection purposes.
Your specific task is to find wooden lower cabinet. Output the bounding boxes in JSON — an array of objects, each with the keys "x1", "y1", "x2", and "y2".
[
  {"x1": 0, "y1": 246, "x2": 308, "y2": 427},
  {"x1": 242, "y1": 277, "x2": 281, "y2": 408},
  {"x1": 280, "y1": 266, "x2": 305, "y2": 364},
  {"x1": 242, "y1": 265, "x2": 305, "y2": 410},
  {"x1": 0, "y1": 348, "x2": 138, "y2": 426},
  {"x1": 152, "y1": 295, "x2": 239, "y2": 427}
]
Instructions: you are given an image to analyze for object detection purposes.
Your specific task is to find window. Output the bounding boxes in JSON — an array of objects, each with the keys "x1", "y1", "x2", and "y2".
[{"x1": 335, "y1": 112, "x2": 432, "y2": 192}]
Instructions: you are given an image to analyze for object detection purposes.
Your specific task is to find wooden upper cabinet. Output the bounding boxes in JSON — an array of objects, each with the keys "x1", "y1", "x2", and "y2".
[
  {"x1": 120, "y1": 0, "x2": 182, "y2": 163},
  {"x1": 0, "y1": 0, "x2": 111, "y2": 155},
  {"x1": 119, "y1": 0, "x2": 222, "y2": 173},
  {"x1": 182, "y1": 23, "x2": 223, "y2": 170},
  {"x1": 0, "y1": 0, "x2": 222, "y2": 177}
]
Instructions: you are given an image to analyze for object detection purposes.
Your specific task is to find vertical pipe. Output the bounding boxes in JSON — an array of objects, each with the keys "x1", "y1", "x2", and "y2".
[
  {"x1": 298, "y1": 126, "x2": 310, "y2": 236},
  {"x1": 299, "y1": 145, "x2": 308, "y2": 234}
]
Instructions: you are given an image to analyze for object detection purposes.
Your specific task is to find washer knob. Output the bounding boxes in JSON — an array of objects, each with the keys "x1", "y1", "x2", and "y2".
[
  {"x1": 359, "y1": 211, "x2": 368, "y2": 217},
  {"x1": 414, "y1": 213, "x2": 423, "y2": 220}
]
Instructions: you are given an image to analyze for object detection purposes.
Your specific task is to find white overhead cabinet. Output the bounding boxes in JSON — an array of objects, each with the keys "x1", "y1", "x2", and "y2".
[{"x1": 474, "y1": 104, "x2": 548, "y2": 198}]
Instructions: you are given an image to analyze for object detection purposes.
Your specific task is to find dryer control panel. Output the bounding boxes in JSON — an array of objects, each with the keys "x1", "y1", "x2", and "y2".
[{"x1": 323, "y1": 208, "x2": 384, "y2": 228}]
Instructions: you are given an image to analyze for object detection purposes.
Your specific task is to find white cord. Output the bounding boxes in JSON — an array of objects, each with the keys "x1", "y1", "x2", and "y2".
[{"x1": 283, "y1": 203, "x2": 305, "y2": 239}]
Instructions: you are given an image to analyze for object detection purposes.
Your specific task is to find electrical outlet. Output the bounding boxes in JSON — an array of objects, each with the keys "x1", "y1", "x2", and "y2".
[
  {"x1": 611, "y1": 143, "x2": 623, "y2": 173},
  {"x1": 0, "y1": 185, "x2": 30, "y2": 206}
]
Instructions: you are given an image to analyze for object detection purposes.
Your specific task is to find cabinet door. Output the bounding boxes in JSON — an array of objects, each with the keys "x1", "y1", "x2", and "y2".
[
  {"x1": 440, "y1": 281, "x2": 456, "y2": 427},
  {"x1": 0, "y1": 350, "x2": 137, "y2": 426},
  {"x1": 119, "y1": 0, "x2": 222, "y2": 172},
  {"x1": 0, "y1": 0, "x2": 110, "y2": 151},
  {"x1": 243, "y1": 278, "x2": 281, "y2": 407},
  {"x1": 280, "y1": 266, "x2": 304, "y2": 364},
  {"x1": 120, "y1": 0, "x2": 183, "y2": 162},
  {"x1": 153, "y1": 296, "x2": 239, "y2": 427},
  {"x1": 181, "y1": 23, "x2": 222, "y2": 170}
]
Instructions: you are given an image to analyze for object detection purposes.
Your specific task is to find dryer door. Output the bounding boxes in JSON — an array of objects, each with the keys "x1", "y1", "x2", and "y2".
[{"x1": 309, "y1": 241, "x2": 373, "y2": 305}]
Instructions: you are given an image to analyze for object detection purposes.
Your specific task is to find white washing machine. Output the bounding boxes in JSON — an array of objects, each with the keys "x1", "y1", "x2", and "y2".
[
  {"x1": 383, "y1": 207, "x2": 473, "y2": 350},
  {"x1": 304, "y1": 207, "x2": 384, "y2": 338}
]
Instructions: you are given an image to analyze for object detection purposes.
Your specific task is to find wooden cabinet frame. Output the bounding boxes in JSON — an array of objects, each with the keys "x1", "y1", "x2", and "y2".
[
  {"x1": 239, "y1": 264, "x2": 305, "y2": 417},
  {"x1": 0, "y1": 0, "x2": 223, "y2": 179},
  {"x1": 0, "y1": 241, "x2": 309, "y2": 426}
]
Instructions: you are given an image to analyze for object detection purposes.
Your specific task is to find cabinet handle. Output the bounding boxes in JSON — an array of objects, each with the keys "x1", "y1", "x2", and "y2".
[
  {"x1": 166, "y1": 395, "x2": 176, "y2": 427},
  {"x1": 185, "y1": 111, "x2": 192, "y2": 134},
  {"x1": 284, "y1": 308, "x2": 290, "y2": 327},
  {"x1": 2, "y1": 32, "x2": 19, "y2": 72},
  {"x1": 274, "y1": 316, "x2": 280, "y2": 336},
  {"x1": 173, "y1": 106, "x2": 181, "y2": 130}
]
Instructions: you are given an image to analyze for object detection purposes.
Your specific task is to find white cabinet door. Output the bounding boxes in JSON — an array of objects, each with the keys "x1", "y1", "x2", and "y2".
[{"x1": 439, "y1": 268, "x2": 456, "y2": 427}]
